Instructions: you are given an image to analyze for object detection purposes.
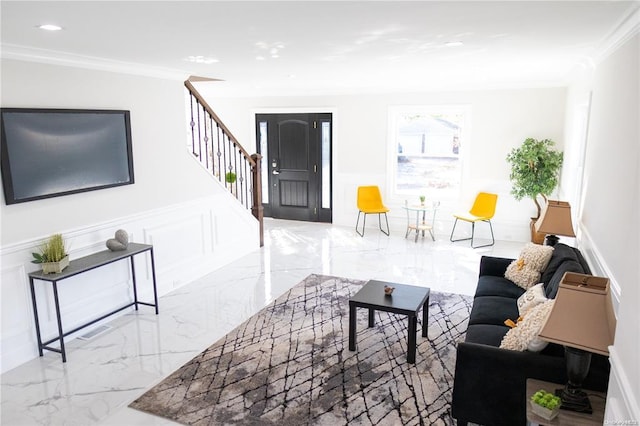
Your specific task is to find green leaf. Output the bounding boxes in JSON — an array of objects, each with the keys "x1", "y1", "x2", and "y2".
[{"x1": 506, "y1": 138, "x2": 563, "y2": 217}]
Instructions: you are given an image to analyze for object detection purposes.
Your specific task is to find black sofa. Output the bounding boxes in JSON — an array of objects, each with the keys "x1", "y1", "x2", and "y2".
[{"x1": 451, "y1": 243, "x2": 610, "y2": 426}]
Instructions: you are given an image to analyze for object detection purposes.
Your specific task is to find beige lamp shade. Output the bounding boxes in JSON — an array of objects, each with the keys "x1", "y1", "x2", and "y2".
[
  {"x1": 538, "y1": 272, "x2": 616, "y2": 356},
  {"x1": 535, "y1": 200, "x2": 576, "y2": 237}
]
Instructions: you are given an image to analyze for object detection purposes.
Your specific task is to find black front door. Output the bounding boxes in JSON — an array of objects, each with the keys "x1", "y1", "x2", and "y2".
[{"x1": 256, "y1": 113, "x2": 332, "y2": 222}]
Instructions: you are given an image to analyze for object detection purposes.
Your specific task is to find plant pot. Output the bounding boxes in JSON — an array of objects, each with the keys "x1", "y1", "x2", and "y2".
[
  {"x1": 530, "y1": 218, "x2": 546, "y2": 245},
  {"x1": 41, "y1": 255, "x2": 69, "y2": 274},
  {"x1": 531, "y1": 401, "x2": 560, "y2": 421}
]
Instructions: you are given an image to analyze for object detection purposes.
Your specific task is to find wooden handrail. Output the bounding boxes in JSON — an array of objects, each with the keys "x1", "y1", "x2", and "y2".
[
  {"x1": 184, "y1": 80, "x2": 255, "y2": 167},
  {"x1": 184, "y1": 80, "x2": 263, "y2": 246}
]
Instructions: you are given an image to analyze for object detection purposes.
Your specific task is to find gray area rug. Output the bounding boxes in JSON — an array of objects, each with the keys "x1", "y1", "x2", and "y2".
[{"x1": 130, "y1": 274, "x2": 472, "y2": 425}]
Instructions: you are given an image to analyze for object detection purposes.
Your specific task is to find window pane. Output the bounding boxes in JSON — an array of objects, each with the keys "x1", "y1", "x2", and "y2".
[
  {"x1": 259, "y1": 121, "x2": 269, "y2": 204},
  {"x1": 321, "y1": 122, "x2": 331, "y2": 209},
  {"x1": 394, "y1": 109, "x2": 465, "y2": 198}
]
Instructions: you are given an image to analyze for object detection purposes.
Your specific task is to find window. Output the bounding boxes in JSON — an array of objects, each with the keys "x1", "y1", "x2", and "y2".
[
  {"x1": 321, "y1": 121, "x2": 331, "y2": 209},
  {"x1": 389, "y1": 106, "x2": 469, "y2": 199},
  {"x1": 258, "y1": 121, "x2": 269, "y2": 203}
]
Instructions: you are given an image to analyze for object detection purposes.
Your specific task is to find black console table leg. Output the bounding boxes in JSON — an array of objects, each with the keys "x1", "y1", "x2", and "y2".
[
  {"x1": 368, "y1": 308, "x2": 375, "y2": 327},
  {"x1": 51, "y1": 281, "x2": 67, "y2": 362},
  {"x1": 130, "y1": 256, "x2": 139, "y2": 311},
  {"x1": 150, "y1": 248, "x2": 159, "y2": 314},
  {"x1": 29, "y1": 278, "x2": 44, "y2": 356}
]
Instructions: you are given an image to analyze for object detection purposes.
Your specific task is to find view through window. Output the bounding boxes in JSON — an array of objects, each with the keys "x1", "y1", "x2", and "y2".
[{"x1": 390, "y1": 106, "x2": 469, "y2": 199}]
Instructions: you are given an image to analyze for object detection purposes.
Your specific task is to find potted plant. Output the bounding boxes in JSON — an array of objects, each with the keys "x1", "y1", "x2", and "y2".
[
  {"x1": 32, "y1": 234, "x2": 69, "y2": 274},
  {"x1": 530, "y1": 389, "x2": 561, "y2": 421},
  {"x1": 225, "y1": 171, "x2": 237, "y2": 184},
  {"x1": 225, "y1": 171, "x2": 238, "y2": 196},
  {"x1": 506, "y1": 138, "x2": 563, "y2": 243}
]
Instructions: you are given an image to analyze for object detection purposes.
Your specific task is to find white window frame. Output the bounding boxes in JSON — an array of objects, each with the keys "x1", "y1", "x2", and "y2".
[{"x1": 386, "y1": 105, "x2": 471, "y2": 202}]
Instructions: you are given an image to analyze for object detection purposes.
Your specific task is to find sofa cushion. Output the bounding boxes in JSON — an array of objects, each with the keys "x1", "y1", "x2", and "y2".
[
  {"x1": 468, "y1": 296, "x2": 520, "y2": 326},
  {"x1": 500, "y1": 299, "x2": 555, "y2": 352},
  {"x1": 505, "y1": 243, "x2": 554, "y2": 289},
  {"x1": 517, "y1": 283, "x2": 547, "y2": 316},
  {"x1": 545, "y1": 260, "x2": 586, "y2": 298},
  {"x1": 465, "y1": 324, "x2": 510, "y2": 347},
  {"x1": 475, "y1": 275, "x2": 526, "y2": 299}
]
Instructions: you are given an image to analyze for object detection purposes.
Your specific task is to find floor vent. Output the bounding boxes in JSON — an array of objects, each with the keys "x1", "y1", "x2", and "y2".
[{"x1": 78, "y1": 325, "x2": 112, "y2": 341}]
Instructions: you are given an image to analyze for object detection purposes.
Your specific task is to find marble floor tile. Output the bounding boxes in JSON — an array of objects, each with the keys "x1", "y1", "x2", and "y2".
[{"x1": 1, "y1": 219, "x2": 523, "y2": 425}]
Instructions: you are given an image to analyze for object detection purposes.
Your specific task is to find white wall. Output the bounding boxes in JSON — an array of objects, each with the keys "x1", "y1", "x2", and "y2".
[
  {"x1": 0, "y1": 60, "x2": 217, "y2": 245},
  {"x1": 570, "y1": 33, "x2": 639, "y2": 422},
  {"x1": 0, "y1": 60, "x2": 260, "y2": 372},
  {"x1": 200, "y1": 86, "x2": 567, "y2": 242}
]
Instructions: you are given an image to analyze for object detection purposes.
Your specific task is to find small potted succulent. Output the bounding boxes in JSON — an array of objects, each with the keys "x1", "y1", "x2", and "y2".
[
  {"x1": 530, "y1": 389, "x2": 561, "y2": 421},
  {"x1": 32, "y1": 233, "x2": 69, "y2": 274},
  {"x1": 419, "y1": 195, "x2": 426, "y2": 206}
]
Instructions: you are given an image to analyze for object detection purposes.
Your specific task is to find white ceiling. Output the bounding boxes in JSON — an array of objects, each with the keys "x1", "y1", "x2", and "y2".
[{"x1": 1, "y1": 1, "x2": 638, "y2": 96}]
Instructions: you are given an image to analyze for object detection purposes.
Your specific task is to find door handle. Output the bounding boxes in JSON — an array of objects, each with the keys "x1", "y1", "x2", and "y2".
[{"x1": 272, "y1": 170, "x2": 280, "y2": 175}]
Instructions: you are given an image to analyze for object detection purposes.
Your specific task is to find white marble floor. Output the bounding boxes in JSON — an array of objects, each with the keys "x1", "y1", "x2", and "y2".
[{"x1": 1, "y1": 219, "x2": 523, "y2": 425}]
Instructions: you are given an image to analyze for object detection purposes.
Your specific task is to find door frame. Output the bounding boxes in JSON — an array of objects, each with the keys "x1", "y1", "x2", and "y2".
[{"x1": 252, "y1": 108, "x2": 335, "y2": 223}]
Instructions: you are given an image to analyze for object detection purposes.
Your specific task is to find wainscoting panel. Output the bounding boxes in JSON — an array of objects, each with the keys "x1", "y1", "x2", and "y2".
[
  {"x1": 0, "y1": 195, "x2": 259, "y2": 373},
  {"x1": 605, "y1": 347, "x2": 640, "y2": 423},
  {"x1": 578, "y1": 226, "x2": 637, "y2": 424}
]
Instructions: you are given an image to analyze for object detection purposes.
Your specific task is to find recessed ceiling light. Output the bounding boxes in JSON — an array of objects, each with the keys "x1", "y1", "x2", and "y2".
[
  {"x1": 186, "y1": 55, "x2": 219, "y2": 64},
  {"x1": 445, "y1": 41, "x2": 464, "y2": 47},
  {"x1": 38, "y1": 24, "x2": 63, "y2": 31}
]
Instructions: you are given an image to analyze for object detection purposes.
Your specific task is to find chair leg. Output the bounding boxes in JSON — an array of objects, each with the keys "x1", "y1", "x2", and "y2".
[
  {"x1": 356, "y1": 211, "x2": 366, "y2": 237},
  {"x1": 451, "y1": 218, "x2": 495, "y2": 248},
  {"x1": 470, "y1": 220, "x2": 495, "y2": 248},
  {"x1": 379, "y1": 213, "x2": 390, "y2": 236},
  {"x1": 358, "y1": 212, "x2": 389, "y2": 237},
  {"x1": 470, "y1": 222, "x2": 476, "y2": 247},
  {"x1": 450, "y1": 218, "x2": 472, "y2": 243}
]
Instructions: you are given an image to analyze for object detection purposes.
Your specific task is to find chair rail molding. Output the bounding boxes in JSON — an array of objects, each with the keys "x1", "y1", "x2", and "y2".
[{"x1": 0, "y1": 195, "x2": 258, "y2": 373}]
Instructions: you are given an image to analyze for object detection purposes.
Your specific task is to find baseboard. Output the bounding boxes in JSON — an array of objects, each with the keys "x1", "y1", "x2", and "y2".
[{"x1": 605, "y1": 346, "x2": 640, "y2": 423}]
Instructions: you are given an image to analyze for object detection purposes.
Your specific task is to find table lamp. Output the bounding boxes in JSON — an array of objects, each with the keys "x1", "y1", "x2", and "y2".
[
  {"x1": 534, "y1": 200, "x2": 576, "y2": 246},
  {"x1": 537, "y1": 272, "x2": 616, "y2": 413}
]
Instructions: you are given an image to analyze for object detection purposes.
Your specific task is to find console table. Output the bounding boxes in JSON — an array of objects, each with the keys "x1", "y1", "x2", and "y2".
[{"x1": 28, "y1": 243, "x2": 159, "y2": 362}]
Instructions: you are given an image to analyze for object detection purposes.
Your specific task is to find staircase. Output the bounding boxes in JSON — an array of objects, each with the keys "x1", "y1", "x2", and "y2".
[{"x1": 184, "y1": 79, "x2": 264, "y2": 246}]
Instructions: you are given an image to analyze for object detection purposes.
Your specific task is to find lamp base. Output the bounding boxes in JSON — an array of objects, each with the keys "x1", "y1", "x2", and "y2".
[
  {"x1": 555, "y1": 388, "x2": 593, "y2": 414},
  {"x1": 544, "y1": 234, "x2": 560, "y2": 246}
]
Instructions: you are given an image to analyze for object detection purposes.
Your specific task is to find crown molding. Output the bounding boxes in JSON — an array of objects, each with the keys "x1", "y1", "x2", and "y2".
[
  {"x1": 1, "y1": 44, "x2": 189, "y2": 81},
  {"x1": 594, "y1": 3, "x2": 640, "y2": 64}
]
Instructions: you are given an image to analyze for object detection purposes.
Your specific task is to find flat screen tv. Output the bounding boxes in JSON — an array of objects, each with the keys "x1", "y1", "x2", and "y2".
[{"x1": 1, "y1": 108, "x2": 134, "y2": 205}]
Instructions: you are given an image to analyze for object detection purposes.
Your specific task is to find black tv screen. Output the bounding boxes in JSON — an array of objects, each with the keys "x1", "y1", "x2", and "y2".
[{"x1": 1, "y1": 108, "x2": 134, "y2": 205}]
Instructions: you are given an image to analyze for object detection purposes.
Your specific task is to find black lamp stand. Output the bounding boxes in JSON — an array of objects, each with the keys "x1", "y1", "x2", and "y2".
[
  {"x1": 544, "y1": 234, "x2": 560, "y2": 246},
  {"x1": 556, "y1": 346, "x2": 593, "y2": 413}
]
